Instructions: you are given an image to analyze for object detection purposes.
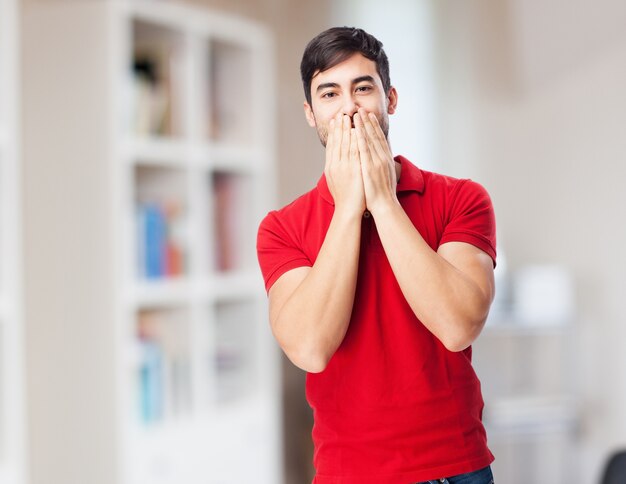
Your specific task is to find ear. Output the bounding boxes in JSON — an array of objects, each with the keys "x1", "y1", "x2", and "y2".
[
  {"x1": 303, "y1": 101, "x2": 317, "y2": 128},
  {"x1": 386, "y1": 86, "x2": 398, "y2": 115}
]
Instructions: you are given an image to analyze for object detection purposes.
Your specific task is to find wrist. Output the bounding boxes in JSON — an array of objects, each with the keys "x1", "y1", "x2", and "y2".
[
  {"x1": 334, "y1": 202, "x2": 367, "y2": 223},
  {"x1": 368, "y1": 194, "x2": 400, "y2": 218}
]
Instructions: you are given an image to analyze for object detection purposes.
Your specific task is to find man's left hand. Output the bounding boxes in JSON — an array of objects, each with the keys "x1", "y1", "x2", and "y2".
[{"x1": 354, "y1": 107, "x2": 398, "y2": 214}]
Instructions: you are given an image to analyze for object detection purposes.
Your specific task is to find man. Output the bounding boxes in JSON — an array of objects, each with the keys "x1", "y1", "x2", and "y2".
[{"x1": 257, "y1": 27, "x2": 496, "y2": 484}]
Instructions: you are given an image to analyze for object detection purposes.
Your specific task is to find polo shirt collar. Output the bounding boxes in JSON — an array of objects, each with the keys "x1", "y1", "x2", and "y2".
[{"x1": 317, "y1": 154, "x2": 425, "y2": 205}]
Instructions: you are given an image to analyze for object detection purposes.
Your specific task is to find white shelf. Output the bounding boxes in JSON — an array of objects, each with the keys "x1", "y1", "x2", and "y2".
[
  {"x1": 484, "y1": 395, "x2": 579, "y2": 436},
  {"x1": 128, "y1": 273, "x2": 261, "y2": 307},
  {"x1": 205, "y1": 272, "x2": 263, "y2": 300},
  {"x1": 193, "y1": 143, "x2": 264, "y2": 173},
  {"x1": 476, "y1": 311, "x2": 580, "y2": 481},
  {"x1": 121, "y1": 4, "x2": 280, "y2": 484},
  {"x1": 22, "y1": 2, "x2": 280, "y2": 483},
  {"x1": 123, "y1": 139, "x2": 264, "y2": 173},
  {"x1": 124, "y1": 137, "x2": 189, "y2": 167},
  {"x1": 123, "y1": 0, "x2": 201, "y2": 31},
  {"x1": 127, "y1": 395, "x2": 279, "y2": 484},
  {"x1": 130, "y1": 278, "x2": 193, "y2": 307},
  {"x1": 483, "y1": 320, "x2": 572, "y2": 336}
]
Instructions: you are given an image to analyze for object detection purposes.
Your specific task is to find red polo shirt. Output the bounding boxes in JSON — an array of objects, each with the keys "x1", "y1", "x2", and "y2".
[{"x1": 257, "y1": 156, "x2": 496, "y2": 483}]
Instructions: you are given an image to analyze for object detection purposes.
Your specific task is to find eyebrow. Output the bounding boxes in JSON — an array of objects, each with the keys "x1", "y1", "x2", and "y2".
[{"x1": 315, "y1": 75, "x2": 376, "y2": 94}]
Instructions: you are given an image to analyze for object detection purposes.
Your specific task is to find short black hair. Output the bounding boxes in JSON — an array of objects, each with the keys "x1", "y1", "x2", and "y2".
[{"x1": 300, "y1": 27, "x2": 391, "y2": 106}]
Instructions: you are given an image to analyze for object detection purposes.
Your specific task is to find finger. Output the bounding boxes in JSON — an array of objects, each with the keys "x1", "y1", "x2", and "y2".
[
  {"x1": 340, "y1": 114, "x2": 351, "y2": 161},
  {"x1": 364, "y1": 112, "x2": 396, "y2": 183},
  {"x1": 332, "y1": 111, "x2": 343, "y2": 163},
  {"x1": 365, "y1": 111, "x2": 391, "y2": 161},
  {"x1": 325, "y1": 117, "x2": 335, "y2": 169},
  {"x1": 349, "y1": 127, "x2": 359, "y2": 164},
  {"x1": 354, "y1": 113, "x2": 371, "y2": 165},
  {"x1": 356, "y1": 108, "x2": 381, "y2": 163}
]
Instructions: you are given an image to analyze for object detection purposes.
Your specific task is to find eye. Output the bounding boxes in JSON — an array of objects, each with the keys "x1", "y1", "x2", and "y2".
[
  {"x1": 321, "y1": 91, "x2": 337, "y2": 99},
  {"x1": 356, "y1": 85, "x2": 373, "y2": 93}
]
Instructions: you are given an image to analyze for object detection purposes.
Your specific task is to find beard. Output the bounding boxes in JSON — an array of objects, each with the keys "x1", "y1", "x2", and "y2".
[{"x1": 315, "y1": 112, "x2": 390, "y2": 147}]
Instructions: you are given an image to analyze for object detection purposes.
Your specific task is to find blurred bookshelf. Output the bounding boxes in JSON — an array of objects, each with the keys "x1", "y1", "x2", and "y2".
[
  {"x1": 474, "y1": 317, "x2": 581, "y2": 482},
  {"x1": 23, "y1": 1, "x2": 280, "y2": 483},
  {"x1": 0, "y1": 0, "x2": 26, "y2": 482}
]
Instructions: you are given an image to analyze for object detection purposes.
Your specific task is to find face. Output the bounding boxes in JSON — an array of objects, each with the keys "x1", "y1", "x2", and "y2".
[{"x1": 304, "y1": 53, "x2": 398, "y2": 147}]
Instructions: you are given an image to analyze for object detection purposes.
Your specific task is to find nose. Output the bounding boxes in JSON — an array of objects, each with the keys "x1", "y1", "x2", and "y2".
[{"x1": 342, "y1": 95, "x2": 359, "y2": 118}]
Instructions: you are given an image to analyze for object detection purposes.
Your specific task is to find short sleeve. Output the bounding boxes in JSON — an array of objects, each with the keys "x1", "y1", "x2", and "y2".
[
  {"x1": 439, "y1": 179, "x2": 497, "y2": 266},
  {"x1": 256, "y1": 211, "x2": 313, "y2": 293}
]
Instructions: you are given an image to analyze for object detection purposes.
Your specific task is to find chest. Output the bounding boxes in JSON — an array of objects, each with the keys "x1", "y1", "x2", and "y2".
[{"x1": 301, "y1": 196, "x2": 447, "y2": 264}]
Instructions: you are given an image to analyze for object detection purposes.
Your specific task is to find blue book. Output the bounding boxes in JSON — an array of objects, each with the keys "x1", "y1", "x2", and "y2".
[
  {"x1": 144, "y1": 203, "x2": 166, "y2": 278},
  {"x1": 139, "y1": 339, "x2": 164, "y2": 423}
]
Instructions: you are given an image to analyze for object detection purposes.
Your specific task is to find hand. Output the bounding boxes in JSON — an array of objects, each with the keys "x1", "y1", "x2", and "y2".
[
  {"x1": 354, "y1": 108, "x2": 398, "y2": 214},
  {"x1": 324, "y1": 112, "x2": 366, "y2": 216}
]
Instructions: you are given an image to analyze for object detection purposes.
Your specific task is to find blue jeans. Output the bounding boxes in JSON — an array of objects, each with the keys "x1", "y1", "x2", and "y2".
[{"x1": 416, "y1": 465, "x2": 494, "y2": 484}]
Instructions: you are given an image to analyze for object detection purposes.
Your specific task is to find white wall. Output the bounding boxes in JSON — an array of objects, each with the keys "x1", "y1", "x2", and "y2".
[
  {"x1": 479, "y1": 40, "x2": 626, "y2": 484},
  {"x1": 21, "y1": 5, "x2": 117, "y2": 484},
  {"x1": 433, "y1": 1, "x2": 626, "y2": 481},
  {"x1": 331, "y1": 0, "x2": 438, "y2": 171}
]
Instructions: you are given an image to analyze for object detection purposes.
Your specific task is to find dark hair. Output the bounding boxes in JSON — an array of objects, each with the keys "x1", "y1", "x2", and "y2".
[{"x1": 300, "y1": 27, "x2": 391, "y2": 106}]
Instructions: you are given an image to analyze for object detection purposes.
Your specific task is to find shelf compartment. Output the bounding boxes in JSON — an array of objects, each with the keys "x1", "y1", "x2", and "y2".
[
  {"x1": 134, "y1": 165, "x2": 189, "y2": 281},
  {"x1": 488, "y1": 430, "x2": 578, "y2": 483},
  {"x1": 210, "y1": 298, "x2": 259, "y2": 405},
  {"x1": 130, "y1": 19, "x2": 187, "y2": 139},
  {"x1": 209, "y1": 170, "x2": 257, "y2": 274},
  {"x1": 134, "y1": 306, "x2": 193, "y2": 425},
  {"x1": 473, "y1": 327, "x2": 574, "y2": 400},
  {"x1": 131, "y1": 279, "x2": 193, "y2": 308},
  {"x1": 206, "y1": 39, "x2": 253, "y2": 145},
  {"x1": 203, "y1": 272, "x2": 260, "y2": 302},
  {"x1": 124, "y1": 137, "x2": 189, "y2": 167},
  {"x1": 192, "y1": 143, "x2": 262, "y2": 173},
  {"x1": 484, "y1": 395, "x2": 579, "y2": 435}
]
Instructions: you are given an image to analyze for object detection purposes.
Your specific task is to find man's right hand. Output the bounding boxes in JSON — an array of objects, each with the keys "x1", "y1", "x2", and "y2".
[
  {"x1": 268, "y1": 114, "x2": 364, "y2": 373},
  {"x1": 324, "y1": 113, "x2": 366, "y2": 216}
]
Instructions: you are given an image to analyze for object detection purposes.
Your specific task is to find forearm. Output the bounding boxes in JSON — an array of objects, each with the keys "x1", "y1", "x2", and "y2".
[
  {"x1": 372, "y1": 200, "x2": 491, "y2": 351},
  {"x1": 272, "y1": 208, "x2": 362, "y2": 372}
]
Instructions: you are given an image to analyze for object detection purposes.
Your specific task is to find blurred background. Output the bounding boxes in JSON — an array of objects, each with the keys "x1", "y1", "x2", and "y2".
[{"x1": 0, "y1": 0, "x2": 625, "y2": 483}]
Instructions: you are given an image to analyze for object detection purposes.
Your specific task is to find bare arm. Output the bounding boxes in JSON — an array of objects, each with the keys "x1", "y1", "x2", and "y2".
[
  {"x1": 354, "y1": 109, "x2": 495, "y2": 351},
  {"x1": 269, "y1": 113, "x2": 365, "y2": 372},
  {"x1": 371, "y1": 206, "x2": 494, "y2": 351}
]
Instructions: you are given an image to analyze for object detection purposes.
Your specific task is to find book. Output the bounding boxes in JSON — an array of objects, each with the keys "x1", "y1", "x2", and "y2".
[
  {"x1": 137, "y1": 200, "x2": 185, "y2": 279},
  {"x1": 137, "y1": 309, "x2": 192, "y2": 424},
  {"x1": 143, "y1": 202, "x2": 166, "y2": 279}
]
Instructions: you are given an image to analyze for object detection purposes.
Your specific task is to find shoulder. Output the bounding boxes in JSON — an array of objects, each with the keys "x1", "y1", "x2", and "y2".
[
  {"x1": 422, "y1": 169, "x2": 492, "y2": 206},
  {"x1": 258, "y1": 184, "x2": 322, "y2": 234},
  {"x1": 430, "y1": 172, "x2": 497, "y2": 261},
  {"x1": 422, "y1": 169, "x2": 482, "y2": 192}
]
